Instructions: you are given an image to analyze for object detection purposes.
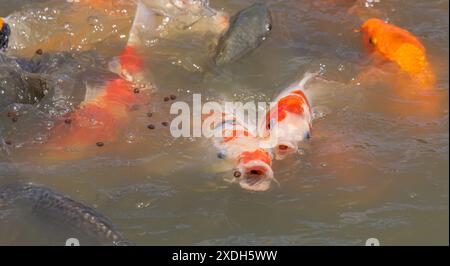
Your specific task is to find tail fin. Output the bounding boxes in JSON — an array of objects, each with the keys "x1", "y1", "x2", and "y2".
[
  {"x1": 276, "y1": 71, "x2": 319, "y2": 101},
  {"x1": 127, "y1": 1, "x2": 155, "y2": 47},
  {"x1": 297, "y1": 71, "x2": 319, "y2": 90},
  {"x1": 109, "y1": 1, "x2": 155, "y2": 82}
]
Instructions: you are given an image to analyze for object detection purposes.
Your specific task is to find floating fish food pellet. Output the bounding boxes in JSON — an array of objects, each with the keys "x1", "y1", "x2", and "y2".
[
  {"x1": 147, "y1": 124, "x2": 155, "y2": 129},
  {"x1": 96, "y1": 142, "x2": 104, "y2": 147},
  {"x1": 6, "y1": 111, "x2": 16, "y2": 118}
]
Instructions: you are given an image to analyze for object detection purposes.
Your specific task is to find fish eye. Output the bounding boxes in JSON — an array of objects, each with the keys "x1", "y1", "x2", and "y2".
[
  {"x1": 305, "y1": 131, "x2": 311, "y2": 139},
  {"x1": 217, "y1": 151, "x2": 226, "y2": 159},
  {"x1": 369, "y1": 37, "x2": 377, "y2": 46}
]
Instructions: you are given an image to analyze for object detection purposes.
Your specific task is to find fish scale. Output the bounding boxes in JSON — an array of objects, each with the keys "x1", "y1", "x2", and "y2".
[
  {"x1": 0, "y1": 183, "x2": 131, "y2": 245},
  {"x1": 214, "y1": 3, "x2": 272, "y2": 66}
]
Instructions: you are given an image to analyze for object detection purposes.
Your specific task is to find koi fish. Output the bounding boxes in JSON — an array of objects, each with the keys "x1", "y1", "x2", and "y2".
[
  {"x1": 263, "y1": 72, "x2": 317, "y2": 160},
  {"x1": 208, "y1": 107, "x2": 275, "y2": 192},
  {"x1": 360, "y1": 18, "x2": 435, "y2": 89},
  {"x1": 41, "y1": 2, "x2": 153, "y2": 160}
]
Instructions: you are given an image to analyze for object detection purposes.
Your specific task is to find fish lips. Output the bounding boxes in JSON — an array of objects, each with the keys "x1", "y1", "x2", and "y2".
[
  {"x1": 274, "y1": 140, "x2": 298, "y2": 160},
  {"x1": 237, "y1": 161, "x2": 274, "y2": 192}
]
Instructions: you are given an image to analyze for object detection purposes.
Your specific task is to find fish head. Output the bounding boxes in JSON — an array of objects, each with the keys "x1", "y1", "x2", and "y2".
[
  {"x1": 265, "y1": 91, "x2": 311, "y2": 159},
  {"x1": 0, "y1": 18, "x2": 10, "y2": 51},
  {"x1": 360, "y1": 18, "x2": 386, "y2": 53},
  {"x1": 235, "y1": 149, "x2": 274, "y2": 192},
  {"x1": 268, "y1": 112, "x2": 311, "y2": 160},
  {"x1": 360, "y1": 18, "x2": 426, "y2": 59}
]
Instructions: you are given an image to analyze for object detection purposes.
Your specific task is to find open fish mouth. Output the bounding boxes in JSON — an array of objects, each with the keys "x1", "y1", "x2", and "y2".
[
  {"x1": 274, "y1": 141, "x2": 298, "y2": 160},
  {"x1": 236, "y1": 161, "x2": 275, "y2": 192}
]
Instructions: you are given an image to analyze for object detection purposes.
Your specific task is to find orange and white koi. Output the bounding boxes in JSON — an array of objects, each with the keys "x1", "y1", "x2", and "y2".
[
  {"x1": 42, "y1": 2, "x2": 153, "y2": 159},
  {"x1": 210, "y1": 109, "x2": 275, "y2": 192},
  {"x1": 360, "y1": 18, "x2": 435, "y2": 89},
  {"x1": 263, "y1": 72, "x2": 317, "y2": 160}
]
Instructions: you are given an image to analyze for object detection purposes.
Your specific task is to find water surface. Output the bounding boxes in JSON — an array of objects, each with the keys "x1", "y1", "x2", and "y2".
[{"x1": 0, "y1": 0, "x2": 448, "y2": 245}]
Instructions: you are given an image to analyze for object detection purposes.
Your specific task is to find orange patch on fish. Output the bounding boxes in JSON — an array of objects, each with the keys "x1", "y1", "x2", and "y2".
[
  {"x1": 223, "y1": 129, "x2": 251, "y2": 142},
  {"x1": 360, "y1": 18, "x2": 435, "y2": 89},
  {"x1": 266, "y1": 93, "x2": 309, "y2": 128},
  {"x1": 238, "y1": 149, "x2": 272, "y2": 166},
  {"x1": 119, "y1": 46, "x2": 143, "y2": 76},
  {"x1": 45, "y1": 78, "x2": 146, "y2": 154}
]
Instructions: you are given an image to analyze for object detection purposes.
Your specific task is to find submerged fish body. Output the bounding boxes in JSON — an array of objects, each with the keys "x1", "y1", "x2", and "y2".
[
  {"x1": 0, "y1": 52, "x2": 48, "y2": 108},
  {"x1": 0, "y1": 49, "x2": 120, "y2": 115},
  {"x1": 39, "y1": 50, "x2": 149, "y2": 160},
  {"x1": 0, "y1": 183, "x2": 130, "y2": 245},
  {"x1": 263, "y1": 73, "x2": 316, "y2": 160},
  {"x1": 214, "y1": 3, "x2": 272, "y2": 66},
  {"x1": 38, "y1": 2, "x2": 153, "y2": 161}
]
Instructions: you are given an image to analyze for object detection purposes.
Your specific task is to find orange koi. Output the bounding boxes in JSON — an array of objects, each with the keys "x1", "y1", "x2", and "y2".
[
  {"x1": 42, "y1": 2, "x2": 152, "y2": 160},
  {"x1": 360, "y1": 18, "x2": 435, "y2": 89}
]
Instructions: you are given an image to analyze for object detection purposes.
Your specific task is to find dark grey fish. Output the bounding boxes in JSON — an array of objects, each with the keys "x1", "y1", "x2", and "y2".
[
  {"x1": 214, "y1": 3, "x2": 272, "y2": 66},
  {"x1": 0, "y1": 183, "x2": 131, "y2": 246},
  {"x1": 0, "y1": 52, "x2": 49, "y2": 106}
]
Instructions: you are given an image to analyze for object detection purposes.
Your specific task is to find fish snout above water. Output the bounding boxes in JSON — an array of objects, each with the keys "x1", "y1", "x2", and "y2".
[
  {"x1": 273, "y1": 140, "x2": 299, "y2": 160},
  {"x1": 214, "y1": 3, "x2": 272, "y2": 66},
  {"x1": 236, "y1": 149, "x2": 275, "y2": 192}
]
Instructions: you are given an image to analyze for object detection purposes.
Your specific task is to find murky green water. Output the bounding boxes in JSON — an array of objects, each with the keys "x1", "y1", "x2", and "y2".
[{"x1": 0, "y1": 0, "x2": 448, "y2": 245}]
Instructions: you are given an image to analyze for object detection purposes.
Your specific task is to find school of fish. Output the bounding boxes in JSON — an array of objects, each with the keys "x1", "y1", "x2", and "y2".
[{"x1": 0, "y1": 0, "x2": 439, "y2": 194}]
